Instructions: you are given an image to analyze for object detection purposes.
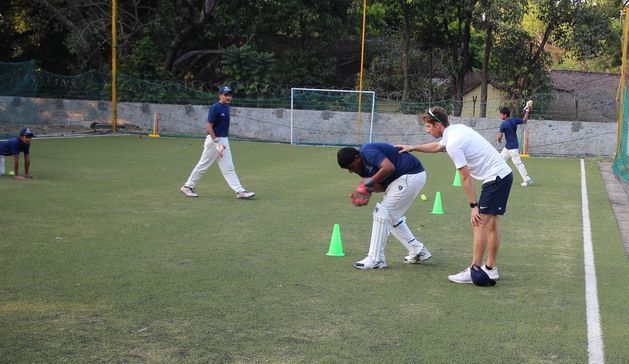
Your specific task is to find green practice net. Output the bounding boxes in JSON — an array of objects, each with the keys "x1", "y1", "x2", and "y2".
[
  {"x1": 0, "y1": 60, "x2": 286, "y2": 107},
  {"x1": 613, "y1": 9, "x2": 629, "y2": 183}
]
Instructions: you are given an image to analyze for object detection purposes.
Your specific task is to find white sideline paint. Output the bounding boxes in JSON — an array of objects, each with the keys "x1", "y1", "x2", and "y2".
[{"x1": 580, "y1": 159, "x2": 605, "y2": 364}]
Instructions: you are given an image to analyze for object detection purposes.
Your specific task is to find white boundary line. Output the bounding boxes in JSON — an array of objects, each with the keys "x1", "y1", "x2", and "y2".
[{"x1": 580, "y1": 159, "x2": 605, "y2": 364}]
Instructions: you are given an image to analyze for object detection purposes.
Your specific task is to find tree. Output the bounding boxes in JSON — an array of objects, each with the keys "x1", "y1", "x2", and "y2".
[
  {"x1": 474, "y1": 0, "x2": 526, "y2": 117},
  {"x1": 491, "y1": 27, "x2": 549, "y2": 99},
  {"x1": 162, "y1": 0, "x2": 220, "y2": 75},
  {"x1": 553, "y1": 1, "x2": 623, "y2": 71},
  {"x1": 444, "y1": 0, "x2": 477, "y2": 116}
]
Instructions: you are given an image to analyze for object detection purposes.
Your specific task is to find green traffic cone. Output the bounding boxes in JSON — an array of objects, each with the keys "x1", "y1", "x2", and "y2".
[
  {"x1": 431, "y1": 192, "x2": 445, "y2": 214},
  {"x1": 326, "y1": 224, "x2": 345, "y2": 256},
  {"x1": 452, "y1": 170, "x2": 462, "y2": 187}
]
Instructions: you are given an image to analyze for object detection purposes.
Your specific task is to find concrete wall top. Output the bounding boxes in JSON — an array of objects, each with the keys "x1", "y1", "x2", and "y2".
[{"x1": 0, "y1": 96, "x2": 617, "y2": 157}]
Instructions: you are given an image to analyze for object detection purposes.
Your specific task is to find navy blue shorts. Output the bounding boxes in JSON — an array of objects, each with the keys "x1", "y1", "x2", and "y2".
[{"x1": 479, "y1": 172, "x2": 513, "y2": 215}]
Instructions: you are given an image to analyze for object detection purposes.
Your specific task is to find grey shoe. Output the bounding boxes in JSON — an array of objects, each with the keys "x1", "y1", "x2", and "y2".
[
  {"x1": 236, "y1": 191, "x2": 256, "y2": 199},
  {"x1": 520, "y1": 177, "x2": 533, "y2": 187},
  {"x1": 180, "y1": 186, "x2": 198, "y2": 197},
  {"x1": 448, "y1": 267, "x2": 473, "y2": 284}
]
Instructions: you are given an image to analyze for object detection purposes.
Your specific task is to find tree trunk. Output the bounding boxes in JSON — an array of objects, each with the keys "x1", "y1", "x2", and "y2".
[
  {"x1": 164, "y1": 0, "x2": 217, "y2": 73},
  {"x1": 452, "y1": 8, "x2": 473, "y2": 117},
  {"x1": 401, "y1": 3, "x2": 412, "y2": 101}
]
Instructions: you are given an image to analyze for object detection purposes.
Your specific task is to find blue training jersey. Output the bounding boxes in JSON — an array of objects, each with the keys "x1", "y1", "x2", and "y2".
[
  {"x1": 499, "y1": 118, "x2": 524, "y2": 150},
  {"x1": 0, "y1": 137, "x2": 30, "y2": 156},
  {"x1": 207, "y1": 101, "x2": 231, "y2": 137},
  {"x1": 358, "y1": 142, "x2": 424, "y2": 187}
]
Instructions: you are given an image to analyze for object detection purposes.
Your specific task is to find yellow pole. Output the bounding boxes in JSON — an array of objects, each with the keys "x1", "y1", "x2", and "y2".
[
  {"x1": 149, "y1": 111, "x2": 161, "y2": 138},
  {"x1": 111, "y1": 0, "x2": 117, "y2": 132},
  {"x1": 356, "y1": 0, "x2": 367, "y2": 145}
]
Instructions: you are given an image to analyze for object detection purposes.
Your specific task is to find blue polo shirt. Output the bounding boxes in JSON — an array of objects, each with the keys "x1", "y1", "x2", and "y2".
[
  {"x1": 208, "y1": 101, "x2": 230, "y2": 137},
  {"x1": 358, "y1": 142, "x2": 424, "y2": 187},
  {"x1": 499, "y1": 118, "x2": 525, "y2": 149},
  {"x1": 0, "y1": 137, "x2": 30, "y2": 156}
]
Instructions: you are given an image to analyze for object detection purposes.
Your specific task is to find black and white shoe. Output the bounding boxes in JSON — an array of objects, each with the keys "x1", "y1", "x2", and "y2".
[{"x1": 353, "y1": 256, "x2": 387, "y2": 269}]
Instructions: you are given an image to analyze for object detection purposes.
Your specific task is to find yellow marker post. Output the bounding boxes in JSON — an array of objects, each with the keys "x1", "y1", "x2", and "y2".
[{"x1": 148, "y1": 112, "x2": 160, "y2": 138}]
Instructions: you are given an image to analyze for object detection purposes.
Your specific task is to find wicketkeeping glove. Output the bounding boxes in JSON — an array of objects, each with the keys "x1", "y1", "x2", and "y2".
[{"x1": 351, "y1": 181, "x2": 372, "y2": 206}]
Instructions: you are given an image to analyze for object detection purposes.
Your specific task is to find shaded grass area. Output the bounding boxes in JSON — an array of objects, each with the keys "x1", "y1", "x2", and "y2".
[{"x1": 0, "y1": 136, "x2": 627, "y2": 363}]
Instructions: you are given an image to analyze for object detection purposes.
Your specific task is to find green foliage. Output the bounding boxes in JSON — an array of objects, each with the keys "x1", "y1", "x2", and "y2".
[
  {"x1": 490, "y1": 27, "x2": 552, "y2": 98},
  {"x1": 121, "y1": 36, "x2": 171, "y2": 80},
  {"x1": 0, "y1": 1, "x2": 625, "y2": 104},
  {"x1": 217, "y1": 45, "x2": 277, "y2": 97},
  {"x1": 274, "y1": 47, "x2": 340, "y2": 88},
  {"x1": 553, "y1": 3, "x2": 622, "y2": 71},
  {"x1": 362, "y1": 43, "x2": 448, "y2": 102}
]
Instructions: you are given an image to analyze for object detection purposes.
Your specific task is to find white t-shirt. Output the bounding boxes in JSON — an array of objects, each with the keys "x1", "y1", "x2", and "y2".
[{"x1": 440, "y1": 124, "x2": 512, "y2": 184}]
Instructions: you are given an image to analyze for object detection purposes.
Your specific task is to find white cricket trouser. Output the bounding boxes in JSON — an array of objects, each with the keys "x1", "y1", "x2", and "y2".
[
  {"x1": 380, "y1": 171, "x2": 426, "y2": 220},
  {"x1": 501, "y1": 147, "x2": 530, "y2": 182},
  {"x1": 184, "y1": 136, "x2": 245, "y2": 193}
]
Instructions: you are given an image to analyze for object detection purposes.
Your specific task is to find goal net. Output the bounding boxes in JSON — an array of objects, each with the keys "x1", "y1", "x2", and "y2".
[{"x1": 290, "y1": 88, "x2": 376, "y2": 145}]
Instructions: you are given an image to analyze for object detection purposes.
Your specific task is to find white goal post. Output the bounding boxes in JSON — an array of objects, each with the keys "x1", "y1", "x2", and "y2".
[{"x1": 290, "y1": 87, "x2": 376, "y2": 145}]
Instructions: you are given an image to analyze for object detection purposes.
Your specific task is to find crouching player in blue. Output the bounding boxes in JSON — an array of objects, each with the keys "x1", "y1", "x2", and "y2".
[
  {"x1": 337, "y1": 143, "x2": 432, "y2": 269},
  {"x1": 0, "y1": 128, "x2": 35, "y2": 179}
]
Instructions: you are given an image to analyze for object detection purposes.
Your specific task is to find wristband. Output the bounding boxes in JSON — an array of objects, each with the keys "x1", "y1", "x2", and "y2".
[{"x1": 469, "y1": 202, "x2": 478, "y2": 208}]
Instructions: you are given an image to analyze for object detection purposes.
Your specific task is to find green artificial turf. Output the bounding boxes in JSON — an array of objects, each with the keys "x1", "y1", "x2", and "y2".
[{"x1": 0, "y1": 136, "x2": 627, "y2": 363}]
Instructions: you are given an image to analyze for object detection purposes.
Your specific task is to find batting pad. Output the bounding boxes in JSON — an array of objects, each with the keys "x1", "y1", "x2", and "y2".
[
  {"x1": 391, "y1": 217, "x2": 423, "y2": 254},
  {"x1": 367, "y1": 204, "x2": 391, "y2": 262}
]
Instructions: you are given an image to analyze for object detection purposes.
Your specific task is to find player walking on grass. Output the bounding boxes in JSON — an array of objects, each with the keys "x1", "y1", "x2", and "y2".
[
  {"x1": 0, "y1": 128, "x2": 35, "y2": 179},
  {"x1": 180, "y1": 86, "x2": 255, "y2": 199},
  {"x1": 397, "y1": 107, "x2": 512, "y2": 284},
  {"x1": 337, "y1": 143, "x2": 432, "y2": 270},
  {"x1": 498, "y1": 105, "x2": 533, "y2": 187}
]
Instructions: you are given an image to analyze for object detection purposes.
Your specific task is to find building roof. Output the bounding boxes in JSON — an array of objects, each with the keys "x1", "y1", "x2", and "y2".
[
  {"x1": 550, "y1": 70, "x2": 619, "y2": 93},
  {"x1": 463, "y1": 72, "x2": 503, "y2": 94}
]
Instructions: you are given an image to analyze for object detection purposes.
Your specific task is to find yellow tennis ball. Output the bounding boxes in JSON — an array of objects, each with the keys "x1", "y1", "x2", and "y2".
[
  {"x1": 420, "y1": 194, "x2": 427, "y2": 201},
  {"x1": 8, "y1": 171, "x2": 15, "y2": 176}
]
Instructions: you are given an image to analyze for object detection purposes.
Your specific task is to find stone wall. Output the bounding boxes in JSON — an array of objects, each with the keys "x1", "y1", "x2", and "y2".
[{"x1": 0, "y1": 96, "x2": 617, "y2": 156}]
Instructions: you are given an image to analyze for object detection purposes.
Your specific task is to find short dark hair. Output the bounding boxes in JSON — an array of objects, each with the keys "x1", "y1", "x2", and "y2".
[
  {"x1": 337, "y1": 147, "x2": 359, "y2": 168},
  {"x1": 499, "y1": 107, "x2": 511, "y2": 117}
]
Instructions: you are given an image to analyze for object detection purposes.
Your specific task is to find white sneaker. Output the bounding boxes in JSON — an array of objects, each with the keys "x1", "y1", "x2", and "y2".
[
  {"x1": 353, "y1": 256, "x2": 387, "y2": 270},
  {"x1": 520, "y1": 177, "x2": 533, "y2": 187},
  {"x1": 448, "y1": 267, "x2": 473, "y2": 284},
  {"x1": 180, "y1": 186, "x2": 198, "y2": 197},
  {"x1": 404, "y1": 246, "x2": 432, "y2": 264},
  {"x1": 482, "y1": 265, "x2": 500, "y2": 280},
  {"x1": 236, "y1": 191, "x2": 256, "y2": 199}
]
